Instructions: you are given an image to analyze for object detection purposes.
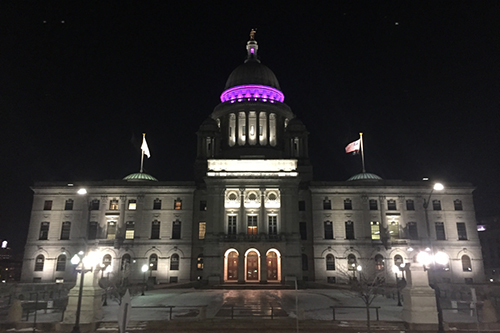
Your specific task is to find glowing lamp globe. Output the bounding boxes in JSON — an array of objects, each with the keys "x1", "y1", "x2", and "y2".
[
  {"x1": 434, "y1": 251, "x2": 449, "y2": 265},
  {"x1": 417, "y1": 251, "x2": 432, "y2": 266}
]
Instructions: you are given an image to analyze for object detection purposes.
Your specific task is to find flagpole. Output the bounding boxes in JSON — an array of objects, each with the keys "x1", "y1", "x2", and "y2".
[
  {"x1": 359, "y1": 132, "x2": 366, "y2": 173},
  {"x1": 140, "y1": 133, "x2": 145, "y2": 173}
]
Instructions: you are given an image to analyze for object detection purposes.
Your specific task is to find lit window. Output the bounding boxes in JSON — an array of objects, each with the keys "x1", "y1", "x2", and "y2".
[
  {"x1": 197, "y1": 255, "x2": 204, "y2": 270},
  {"x1": 64, "y1": 199, "x2": 74, "y2": 211},
  {"x1": 371, "y1": 221, "x2": 380, "y2": 240},
  {"x1": 247, "y1": 216, "x2": 257, "y2": 235},
  {"x1": 198, "y1": 222, "x2": 206, "y2": 240},
  {"x1": 106, "y1": 222, "x2": 117, "y2": 240},
  {"x1": 128, "y1": 200, "x2": 137, "y2": 210},
  {"x1": 102, "y1": 254, "x2": 112, "y2": 267},
  {"x1": 174, "y1": 199, "x2": 182, "y2": 210},
  {"x1": 389, "y1": 221, "x2": 400, "y2": 239},
  {"x1": 109, "y1": 199, "x2": 119, "y2": 210},
  {"x1": 43, "y1": 200, "x2": 52, "y2": 211},
  {"x1": 125, "y1": 221, "x2": 135, "y2": 239},
  {"x1": 374, "y1": 254, "x2": 384, "y2": 271}
]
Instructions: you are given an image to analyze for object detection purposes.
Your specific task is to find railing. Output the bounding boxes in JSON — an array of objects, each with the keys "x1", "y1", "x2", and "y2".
[
  {"x1": 219, "y1": 233, "x2": 284, "y2": 242},
  {"x1": 131, "y1": 305, "x2": 206, "y2": 320},
  {"x1": 330, "y1": 306, "x2": 380, "y2": 321},
  {"x1": 220, "y1": 305, "x2": 278, "y2": 319}
]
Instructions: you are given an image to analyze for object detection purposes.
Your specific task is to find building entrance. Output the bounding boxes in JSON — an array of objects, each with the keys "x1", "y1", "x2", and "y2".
[
  {"x1": 246, "y1": 251, "x2": 259, "y2": 281},
  {"x1": 227, "y1": 251, "x2": 238, "y2": 281},
  {"x1": 267, "y1": 251, "x2": 278, "y2": 281}
]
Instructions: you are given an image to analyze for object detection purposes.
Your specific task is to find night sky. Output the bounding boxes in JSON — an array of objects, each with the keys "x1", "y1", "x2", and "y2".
[{"x1": 2, "y1": 1, "x2": 500, "y2": 253}]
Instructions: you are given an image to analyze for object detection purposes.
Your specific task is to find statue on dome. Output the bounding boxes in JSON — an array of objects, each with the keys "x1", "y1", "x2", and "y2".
[{"x1": 250, "y1": 29, "x2": 257, "y2": 40}]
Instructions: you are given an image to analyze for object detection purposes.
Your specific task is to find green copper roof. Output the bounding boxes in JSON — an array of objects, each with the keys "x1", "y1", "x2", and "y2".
[
  {"x1": 123, "y1": 172, "x2": 158, "y2": 182},
  {"x1": 347, "y1": 172, "x2": 383, "y2": 181}
]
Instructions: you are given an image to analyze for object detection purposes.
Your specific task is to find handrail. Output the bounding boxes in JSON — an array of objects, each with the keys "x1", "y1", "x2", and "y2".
[{"x1": 330, "y1": 306, "x2": 380, "y2": 321}]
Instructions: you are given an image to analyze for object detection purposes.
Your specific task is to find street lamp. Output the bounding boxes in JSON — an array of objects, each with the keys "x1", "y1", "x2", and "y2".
[
  {"x1": 141, "y1": 264, "x2": 148, "y2": 296},
  {"x1": 392, "y1": 265, "x2": 402, "y2": 306},
  {"x1": 102, "y1": 265, "x2": 112, "y2": 306},
  {"x1": 70, "y1": 251, "x2": 99, "y2": 333}
]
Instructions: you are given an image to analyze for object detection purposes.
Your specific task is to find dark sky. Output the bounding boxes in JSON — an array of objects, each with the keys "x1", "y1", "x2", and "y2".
[{"x1": 1, "y1": 1, "x2": 500, "y2": 253}]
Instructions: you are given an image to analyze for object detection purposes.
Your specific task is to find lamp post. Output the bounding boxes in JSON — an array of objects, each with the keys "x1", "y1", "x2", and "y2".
[
  {"x1": 102, "y1": 265, "x2": 112, "y2": 306},
  {"x1": 392, "y1": 265, "x2": 402, "y2": 306},
  {"x1": 141, "y1": 264, "x2": 148, "y2": 296},
  {"x1": 70, "y1": 251, "x2": 98, "y2": 333}
]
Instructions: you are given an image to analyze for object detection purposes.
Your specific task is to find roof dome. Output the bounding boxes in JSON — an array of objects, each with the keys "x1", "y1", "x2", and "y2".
[
  {"x1": 347, "y1": 172, "x2": 383, "y2": 181},
  {"x1": 225, "y1": 61, "x2": 281, "y2": 90},
  {"x1": 123, "y1": 172, "x2": 158, "y2": 182}
]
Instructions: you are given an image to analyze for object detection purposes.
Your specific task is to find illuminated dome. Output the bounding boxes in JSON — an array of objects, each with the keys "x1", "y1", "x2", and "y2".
[
  {"x1": 123, "y1": 172, "x2": 158, "y2": 182},
  {"x1": 220, "y1": 31, "x2": 284, "y2": 104},
  {"x1": 347, "y1": 172, "x2": 383, "y2": 181}
]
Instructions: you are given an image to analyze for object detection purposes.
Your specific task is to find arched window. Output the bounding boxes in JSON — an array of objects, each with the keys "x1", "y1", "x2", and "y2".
[
  {"x1": 102, "y1": 254, "x2": 112, "y2": 267},
  {"x1": 149, "y1": 254, "x2": 158, "y2": 271},
  {"x1": 394, "y1": 255, "x2": 404, "y2": 269},
  {"x1": 34, "y1": 255, "x2": 44, "y2": 271},
  {"x1": 56, "y1": 255, "x2": 66, "y2": 271},
  {"x1": 121, "y1": 254, "x2": 131, "y2": 271},
  {"x1": 347, "y1": 254, "x2": 357, "y2": 271},
  {"x1": 326, "y1": 254, "x2": 335, "y2": 270},
  {"x1": 374, "y1": 254, "x2": 384, "y2": 271},
  {"x1": 462, "y1": 255, "x2": 472, "y2": 272},
  {"x1": 197, "y1": 254, "x2": 204, "y2": 271},
  {"x1": 302, "y1": 254, "x2": 308, "y2": 271},
  {"x1": 170, "y1": 254, "x2": 179, "y2": 271}
]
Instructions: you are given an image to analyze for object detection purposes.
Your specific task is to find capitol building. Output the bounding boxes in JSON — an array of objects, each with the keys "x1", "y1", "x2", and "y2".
[{"x1": 21, "y1": 34, "x2": 484, "y2": 287}]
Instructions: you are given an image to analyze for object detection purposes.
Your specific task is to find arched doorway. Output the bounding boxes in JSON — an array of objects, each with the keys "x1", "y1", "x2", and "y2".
[
  {"x1": 245, "y1": 250, "x2": 260, "y2": 282},
  {"x1": 266, "y1": 251, "x2": 279, "y2": 281},
  {"x1": 226, "y1": 250, "x2": 239, "y2": 281}
]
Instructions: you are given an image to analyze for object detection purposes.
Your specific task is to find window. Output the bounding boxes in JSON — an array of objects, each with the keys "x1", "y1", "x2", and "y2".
[
  {"x1": 60, "y1": 222, "x2": 71, "y2": 240},
  {"x1": 128, "y1": 200, "x2": 137, "y2": 210},
  {"x1": 228, "y1": 216, "x2": 237, "y2": 235},
  {"x1": 149, "y1": 254, "x2": 158, "y2": 271},
  {"x1": 326, "y1": 254, "x2": 335, "y2": 270},
  {"x1": 121, "y1": 254, "x2": 131, "y2": 271},
  {"x1": 323, "y1": 198, "x2": 331, "y2": 210},
  {"x1": 344, "y1": 199, "x2": 352, "y2": 210},
  {"x1": 88, "y1": 222, "x2": 98, "y2": 240},
  {"x1": 370, "y1": 221, "x2": 380, "y2": 240},
  {"x1": 302, "y1": 254, "x2": 308, "y2": 271},
  {"x1": 394, "y1": 255, "x2": 404, "y2": 269},
  {"x1": 106, "y1": 222, "x2": 117, "y2": 239},
  {"x1": 347, "y1": 254, "x2": 357, "y2": 271},
  {"x1": 39, "y1": 222, "x2": 49, "y2": 240},
  {"x1": 435, "y1": 222, "x2": 446, "y2": 240},
  {"x1": 268, "y1": 216, "x2": 277, "y2": 235},
  {"x1": 200, "y1": 200, "x2": 207, "y2": 211},
  {"x1": 345, "y1": 221, "x2": 355, "y2": 240},
  {"x1": 197, "y1": 255, "x2": 204, "y2": 270},
  {"x1": 327, "y1": 276, "x2": 336, "y2": 284},
  {"x1": 170, "y1": 254, "x2": 179, "y2": 270},
  {"x1": 408, "y1": 222, "x2": 418, "y2": 240},
  {"x1": 197, "y1": 222, "x2": 206, "y2": 240},
  {"x1": 56, "y1": 255, "x2": 66, "y2": 271},
  {"x1": 174, "y1": 198, "x2": 182, "y2": 210},
  {"x1": 153, "y1": 198, "x2": 162, "y2": 210},
  {"x1": 462, "y1": 255, "x2": 472, "y2": 272},
  {"x1": 102, "y1": 254, "x2": 112, "y2": 267},
  {"x1": 299, "y1": 222, "x2": 307, "y2": 240},
  {"x1": 109, "y1": 199, "x2": 119, "y2": 210},
  {"x1": 369, "y1": 199, "x2": 378, "y2": 210},
  {"x1": 43, "y1": 200, "x2": 52, "y2": 210},
  {"x1": 125, "y1": 221, "x2": 135, "y2": 239},
  {"x1": 387, "y1": 199, "x2": 397, "y2": 210},
  {"x1": 64, "y1": 199, "x2": 73, "y2": 210},
  {"x1": 324, "y1": 221, "x2": 334, "y2": 239},
  {"x1": 432, "y1": 200, "x2": 441, "y2": 211},
  {"x1": 151, "y1": 220, "x2": 160, "y2": 239},
  {"x1": 454, "y1": 200, "x2": 463, "y2": 211},
  {"x1": 247, "y1": 216, "x2": 257, "y2": 235},
  {"x1": 406, "y1": 199, "x2": 415, "y2": 210},
  {"x1": 298, "y1": 200, "x2": 306, "y2": 211},
  {"x1": 389, "y1": 221, "x2": 400, "y2": 239},
  {"x1": 375, "y1": 254, "x2": 384, "y2": 271},
  {"x1": 172, "y1": 220, "x2": 181, "y2": 239},
  {"x1": 457, "y1": 222, "x2": 468, "y2": 240},
  {"x1": 90, "y1": 199, "x2": 100, "y2": 210},
  {"x1": 34, "y1": 255, "x2": 44, "y2": 271}
]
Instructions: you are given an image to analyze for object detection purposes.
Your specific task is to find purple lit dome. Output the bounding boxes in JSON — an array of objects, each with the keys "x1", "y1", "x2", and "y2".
[{"x1": 225, "y1": 61, "x2": 281, "y2": 90}]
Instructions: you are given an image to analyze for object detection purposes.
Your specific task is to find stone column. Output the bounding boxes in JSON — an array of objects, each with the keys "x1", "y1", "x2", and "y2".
[
  {"x1": 261, "y1": 252, "x2": 268, "y2": 283},
  {"x1": 238, "y1": 252, "x2": 245, "y2": 283},
  {"x1": 402, "y1": 263, "x2": 438, "y2": 329}
]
